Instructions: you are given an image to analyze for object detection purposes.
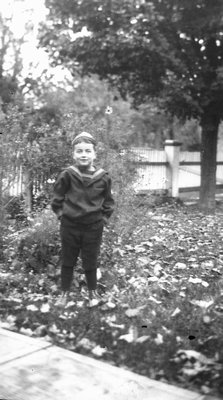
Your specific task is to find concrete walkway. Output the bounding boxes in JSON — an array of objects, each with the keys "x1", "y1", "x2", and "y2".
[{"x1": 0, "y1": 328, "x2": 220, "y2": 400}]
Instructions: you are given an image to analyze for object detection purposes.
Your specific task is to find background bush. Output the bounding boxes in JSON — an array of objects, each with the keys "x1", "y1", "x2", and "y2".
[
  {"x1": 17, "y1": 207, "x2": 60, "y2": 273},
  {"x1": 3, "y1": 195, "x2": 27, "y2": 221}
]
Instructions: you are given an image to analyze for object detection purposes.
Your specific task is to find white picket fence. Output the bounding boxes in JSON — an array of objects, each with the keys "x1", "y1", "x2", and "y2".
[
  {"x1": 130, "y1": 147, "x2": 167, "y2": 191},
  {"x1": 4, "y1": 141, "x2": 223, "y2": 198},
  {"x1": 130, "y1": 142, "x2": 223, "y2": 196}
]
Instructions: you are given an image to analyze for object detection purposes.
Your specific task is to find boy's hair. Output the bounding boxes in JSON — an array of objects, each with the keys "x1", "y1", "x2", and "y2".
[{"x1": 72, "y1": 132, "x2": 96, "y2": 149}]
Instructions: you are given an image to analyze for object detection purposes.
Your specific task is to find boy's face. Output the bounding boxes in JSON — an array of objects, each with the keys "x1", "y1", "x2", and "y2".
[{"x1": 73, "y1": 142, "x2": 96, "y2": 169}]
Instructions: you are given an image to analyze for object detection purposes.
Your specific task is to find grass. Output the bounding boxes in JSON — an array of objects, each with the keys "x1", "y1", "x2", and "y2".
[{"x1": 0, "y1": 199, "x2": 223, "y2": 397}]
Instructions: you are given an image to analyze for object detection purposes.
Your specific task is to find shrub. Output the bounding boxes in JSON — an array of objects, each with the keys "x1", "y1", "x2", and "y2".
[
  {"x1": 17, "y1": 207, "x2": 60, "y2": 272},
  {"x1": 32, "y1": 189, "x2": 52, "y2": 213},
  {"x1": 3, "y1": 195, "x2": 27, "y2": 221}
]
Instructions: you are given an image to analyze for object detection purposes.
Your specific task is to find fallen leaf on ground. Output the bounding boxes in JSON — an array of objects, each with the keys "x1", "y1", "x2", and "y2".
[
  {"x1": 20, "y1": 327, "x2": 33, "y2": 336},
  {"x1": 77, "y1": 338, "x2": 96, "y2": 350},
  {"x1": 201, "y1": 260, "x2": 215, "y2": 269},
  {"x1": 177, "y1": 350, "x2": 217, "y2": 365},
  {"x1": 203, "y1": 315, "x2": 211, "y2": 324},
  {"x1": 34, "y1": 325, "x2": 47, "y2": 336},
  {"x1": 27, "y1": 304, "x2": 38, "y2": 311},
  {"x1": 190, "y1": 299, "x2": 214, "y2": 309},
  {"x1": 101, "y1": 301, "x2": 116, "y2": 310},
  {"x1": 201, "y1": 280, "x2": 209, "y2": 287},
  {"x1": 154, "y1": 333, "x2": 163, "y2": 345},
  {"x1": 119, "y1": 326, "x2": 138, "y2": 343},
  {"x1": 147, "y1": 276, "x2": 159, "y2": 282},
  {"x1": 49, "y1": 324, "x2": 60, "y2": 334},
  {"x1": 136, "y1": 335, "x2": 150, "y2": 343},
  {"x1": 65, "y1": 301, "x2": 76, "y2": 308},
  {"x1": 188, "y1": 277, "x2": 202, "y2": 284},
  {"x1": 40, "y1": 303, "x2": 50, "y2": 313},
  {"x1": 154, "y1": 263, "x2": 163, "y2": 276},
  {"x1": 125, "y1": 305, "x2": 147, "y2": 318},
  {"x1": 174, "y1": 262, "x2": 187, "y2": 270},
  {"x1": 148, "y1": 296, "x2": 162, "y2": 304},
  {"x1": 92, "y1": 345, "x2": 107, "y2": 356},
  {"x1": 67, "y1": 332, "x2": 75, "y2": 339},
  {"x1": 171, "y1": 307, "x2": 181, "y2": 317}
]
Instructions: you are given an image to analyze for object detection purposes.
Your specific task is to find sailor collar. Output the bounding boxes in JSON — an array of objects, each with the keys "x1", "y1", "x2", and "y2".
[{"x1": 68, "y1": 165, "x2": 106, "y2": 183}]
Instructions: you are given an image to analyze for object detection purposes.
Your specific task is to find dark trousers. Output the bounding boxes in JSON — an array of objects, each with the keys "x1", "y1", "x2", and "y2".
[{"x1": 60, "y1": 219, "x2": 103, "y2": 291}]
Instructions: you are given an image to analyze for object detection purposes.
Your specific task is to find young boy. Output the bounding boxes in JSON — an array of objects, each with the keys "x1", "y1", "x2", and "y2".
[{"x1": 51, "y1": 132, "x2": 114, "y2": 307}]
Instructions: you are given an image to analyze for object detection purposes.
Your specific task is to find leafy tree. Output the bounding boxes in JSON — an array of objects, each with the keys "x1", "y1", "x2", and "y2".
[
  {"x1": 0, "y1": 7, "x2": 34, "y2": 108},
  {"x1": 0, "y1": 13, "x2": 19, "y2": 106},
  {"x1": 0, "y1": 101, "x2": 70, "y2": 212},
  {"x1": 0, "y1": 3, "x2": 41, "y2": 221},
  {"x1": 40, "y1": 0, "x2": 223, "y2": 209}
]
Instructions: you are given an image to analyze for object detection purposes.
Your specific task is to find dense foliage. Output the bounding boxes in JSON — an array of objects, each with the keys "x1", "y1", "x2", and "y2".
[{"x1": 40, "y1": 0, "x2": 223, "y2": 118}]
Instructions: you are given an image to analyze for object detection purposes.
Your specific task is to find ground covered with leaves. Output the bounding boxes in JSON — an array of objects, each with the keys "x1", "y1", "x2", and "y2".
[{"x1": 1, "y1": 200, "x2": 223, "y2": 397}]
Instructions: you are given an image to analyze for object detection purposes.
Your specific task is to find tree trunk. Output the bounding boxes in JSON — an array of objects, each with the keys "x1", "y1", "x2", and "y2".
[
  {"x1": 24, "y1": 169, "x2": 33, "y2": 213},
  {"x1": 199, "y1": 113, "x2": 219, "y2": 211}
]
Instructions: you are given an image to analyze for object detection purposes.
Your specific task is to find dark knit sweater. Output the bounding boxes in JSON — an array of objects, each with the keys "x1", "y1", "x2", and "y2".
[{"x1": 51, "y1": 165, "x2": 114, "y2": 224}]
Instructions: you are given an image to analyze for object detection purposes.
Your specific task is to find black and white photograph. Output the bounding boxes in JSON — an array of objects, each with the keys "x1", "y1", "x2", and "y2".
[{"x1": 0, "y1": 1, "x2": 223, "y2": 399}]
